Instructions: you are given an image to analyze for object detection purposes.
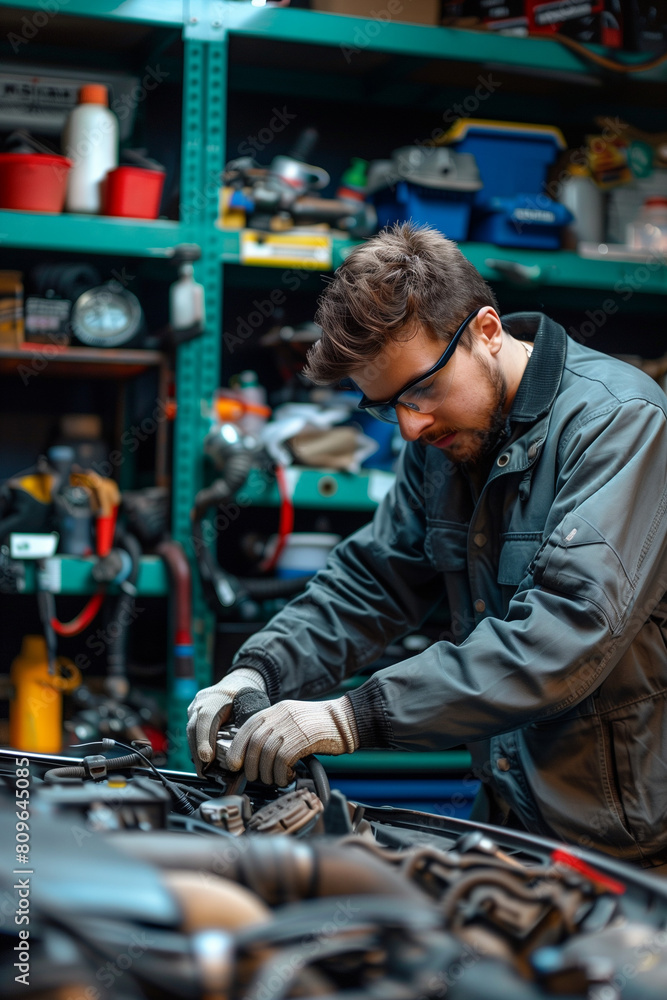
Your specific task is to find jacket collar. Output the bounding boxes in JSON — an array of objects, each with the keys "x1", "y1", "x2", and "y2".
[{"x1": 502, "y1": 312, "x2": 567, "y2": 423}]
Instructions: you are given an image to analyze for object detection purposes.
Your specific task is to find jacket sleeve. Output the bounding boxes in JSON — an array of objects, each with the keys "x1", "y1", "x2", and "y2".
[
  {"x1": 228, "y1": 442, "x2": 446, "y2": 703},
  {"x1": 348, "y1": 397, "x2": 667, "y2": 750}
]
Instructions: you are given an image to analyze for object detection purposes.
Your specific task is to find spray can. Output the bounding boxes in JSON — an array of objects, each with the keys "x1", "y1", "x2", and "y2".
[{"x1": 9, "y1": 636, "x2": 81, "y2": 752}]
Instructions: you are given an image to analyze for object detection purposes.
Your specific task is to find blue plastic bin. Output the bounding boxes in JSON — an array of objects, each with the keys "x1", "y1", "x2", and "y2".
[
  {"x1": 443, "y1": 119, "x2": 566, "y2": 205},
  {"x1": 372, "y1": 180, "x2": 476, "y2": 240},
  {"x1": 471, "y1": 194, "x2": 573, "y2": 249}
]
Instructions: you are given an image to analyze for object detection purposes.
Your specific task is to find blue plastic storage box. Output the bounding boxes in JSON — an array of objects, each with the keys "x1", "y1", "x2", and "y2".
[
  {"x1": 367, "y1": 146, "x2": 482, "y2": 240},
  {"x1": 372, "y1": 180, "x2": 476, "y2": 240},
  {"x1": 442, "y1": 119, "x2": 566, "y2": 204},
  {"x1": 472, "y1": 194, "x2": 573, "y2": 249}
]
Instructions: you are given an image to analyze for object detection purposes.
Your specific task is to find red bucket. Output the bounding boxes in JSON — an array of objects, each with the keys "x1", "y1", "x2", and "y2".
[
  {"x1": 103, "y1": 166, "x2": 166, "y2": 219},
  {"x1": 0, "y1": 153, "x2": 72, "y2": 212}
]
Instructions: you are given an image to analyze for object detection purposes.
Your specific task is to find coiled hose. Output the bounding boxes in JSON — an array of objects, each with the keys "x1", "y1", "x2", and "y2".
[{"x1": 44, "y1": 751, "x2": 145, "y2": 782}]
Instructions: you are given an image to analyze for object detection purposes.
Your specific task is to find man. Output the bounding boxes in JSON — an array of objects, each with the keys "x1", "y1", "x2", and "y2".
[{"x1": 187, "y1": 223, "x2": 667, "y2": 868}]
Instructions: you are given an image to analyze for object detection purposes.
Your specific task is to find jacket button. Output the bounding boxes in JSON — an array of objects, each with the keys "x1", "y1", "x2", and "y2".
[
  {"x1": 528, "y1": 442, "x2": 539, "y2": 460},
  {"x1": 474, "y1": 599, "x2": 486, "y2": 613},
  {"x1": 497, "y1": 453, "x2": 510, "y2": 467},
  {"x1": 496, "y1": 757, "x2": 511, "y2": 772},
  {"x1": 474, "y1": 533, "x2": 487, "y2": 548}
]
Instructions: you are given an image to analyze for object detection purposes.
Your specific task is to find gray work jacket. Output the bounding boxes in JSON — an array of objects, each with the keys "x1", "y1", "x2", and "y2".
[{"x1": 232, "y1": 312, "x2": 667, "y2": 863}]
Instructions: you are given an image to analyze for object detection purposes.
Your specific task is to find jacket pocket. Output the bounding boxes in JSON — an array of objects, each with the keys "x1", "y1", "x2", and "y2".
[
  {"x1": 498, "y1": 533, "x2": 542, "y2": 587},
  {"x1": 424, "y1": 519, "x2": 468, "y2": 572},
  {"x1": 606, "y1": 701, "x2": 667, "y2": 854},
  {"x1": 533, "y1": 511, "x2": 633, "y2": 634}
]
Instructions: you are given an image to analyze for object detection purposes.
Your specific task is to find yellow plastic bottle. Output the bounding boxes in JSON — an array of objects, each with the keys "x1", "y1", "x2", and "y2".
[{"x1": 9, "y1": 636, "x2": 81, "y2": 753}]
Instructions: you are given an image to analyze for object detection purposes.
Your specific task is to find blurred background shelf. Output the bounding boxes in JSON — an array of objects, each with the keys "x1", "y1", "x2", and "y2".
[
  {"x1": 20, "y1": 555, "x2": 168, "y2": 596},
  {"x1": 241, "y1": 466, "x2": 395, "y2": 510},
  {"x1": 0, "y1": 345, "x2": 166, "y2": 379}
]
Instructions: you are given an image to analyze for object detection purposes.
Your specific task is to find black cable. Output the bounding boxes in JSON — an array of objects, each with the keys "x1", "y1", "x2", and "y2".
[
  {"x1": 73, "y1": 739, "x2": 196, "y2": 815},
  {"x1": 106, "y1": 530, "x2": 141, "y2": 688},
  {"x1": 303, "y1": 755, "x2": 331, "y2": 806}
]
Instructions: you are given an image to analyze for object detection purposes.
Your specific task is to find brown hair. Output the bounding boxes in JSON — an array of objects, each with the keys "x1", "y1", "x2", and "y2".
[{"x1": 304, "y1": 222, "x2": 499, "y2": 385}]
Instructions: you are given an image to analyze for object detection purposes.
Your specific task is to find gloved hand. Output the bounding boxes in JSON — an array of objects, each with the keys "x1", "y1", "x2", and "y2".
[
  {"x1": 186, "y1": 667, "x2": 267, "y2": 775},
  {"x1": 226, "y1": 696, "x2": 359, "y2": 787}
]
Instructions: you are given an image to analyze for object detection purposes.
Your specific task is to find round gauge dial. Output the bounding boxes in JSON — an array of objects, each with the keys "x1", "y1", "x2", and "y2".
[{"x1": 71, "y1": 282, "x2": 143, "y2": 348}]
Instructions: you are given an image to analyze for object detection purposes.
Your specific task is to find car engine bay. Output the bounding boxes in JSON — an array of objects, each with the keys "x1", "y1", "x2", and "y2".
[{"x1": 2, "y1": 739, "x2": 667, "y2": 1000}]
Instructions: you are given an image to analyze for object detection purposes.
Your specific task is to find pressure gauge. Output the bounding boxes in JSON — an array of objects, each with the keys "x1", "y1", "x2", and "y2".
[{"x1": 71, "y1": 281, "x2": 143, "y2": 348}]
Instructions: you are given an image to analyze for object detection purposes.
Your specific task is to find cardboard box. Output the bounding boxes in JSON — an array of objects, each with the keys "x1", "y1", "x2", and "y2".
[
  {"x1": 0, "y1": 270, "x2": 23, "y2": 347},
  {"x1": 311, "y1": 1, "x2": 441, "y2": 26}
]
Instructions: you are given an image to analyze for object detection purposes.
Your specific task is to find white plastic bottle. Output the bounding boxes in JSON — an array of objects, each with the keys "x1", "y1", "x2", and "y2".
[
  {"x1": 62, "y1": 84, "x2": 118, "y2": 214},
  {"x1": 169, "y1": 264, "x2": 205, "y2": 331},
  {"x1": 559, "y1": 165, "x2": 605, "y2": 246}
]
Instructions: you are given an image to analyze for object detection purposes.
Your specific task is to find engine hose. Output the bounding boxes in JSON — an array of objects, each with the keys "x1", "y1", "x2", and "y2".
[
  {"x1": 109, "y1": 834, "x2": 429, "y2": 906},
  {"x1": 303, "y1": 755, "x2": 330, "y2": 806},
  {"x1": 440, "y1": 867, "x2": 556, "y2": 923},
  {"x1": 106, "y1": 530, "x2": 141, "y2": 687},
  {"x1": 44, "y1": 751, "x2": 145, "y2": 782}
]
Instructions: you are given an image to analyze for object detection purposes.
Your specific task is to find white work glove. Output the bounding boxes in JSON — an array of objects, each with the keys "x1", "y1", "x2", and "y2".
[
  {"x1": 186, "y1": 667, "x2": 267, "y2": 775},
  {"x1": 226, "y1": 696, "x2": 359, "y2": 787}
]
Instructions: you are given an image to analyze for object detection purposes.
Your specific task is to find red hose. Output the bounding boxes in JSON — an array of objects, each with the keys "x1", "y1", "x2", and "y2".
[
  {"x1": 51, "y1": 590, "x2": 106, "y2": 637},
  {"x1": 258, "y1": 464, "x2": 294, "y2": 573}
]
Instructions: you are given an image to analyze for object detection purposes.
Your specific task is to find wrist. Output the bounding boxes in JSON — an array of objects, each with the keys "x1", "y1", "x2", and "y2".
[
  {"x1": 333, "y1": 695, "x2": 360, "y2": 753},
  {"x1": 222, "y1": 666, "x2": 266, "y2": 692}
]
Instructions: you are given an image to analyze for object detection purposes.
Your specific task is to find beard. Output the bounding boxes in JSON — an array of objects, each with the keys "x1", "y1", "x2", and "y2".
[{"x1": 424, "y1": 360, "x2": 508, "y2": 465}]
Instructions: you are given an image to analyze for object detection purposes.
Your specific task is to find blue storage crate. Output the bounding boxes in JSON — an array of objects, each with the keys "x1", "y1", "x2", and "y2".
[
  {"x1": 443, "y1": 119, "x2": 566, "y2": 205},
  {"x1": 471, "y1": 194, "x2": 572, "y2": 249},
  {"x1": 372, "y1": 180, "x2": 476, "y2": 240}
]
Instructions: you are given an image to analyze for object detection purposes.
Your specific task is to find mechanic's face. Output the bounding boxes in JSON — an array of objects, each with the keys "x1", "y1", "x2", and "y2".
[{"x1": 351, "y1": 316, "x2": 508, "y2": 465}]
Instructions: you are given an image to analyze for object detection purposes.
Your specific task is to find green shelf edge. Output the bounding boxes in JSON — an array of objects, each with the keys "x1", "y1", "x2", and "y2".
[
  {"x1": 208, "y1": 5, "x2": 667, "y2": 83},
  {"x1": 2, "y1": 0, "x2": 183, "y2": 26},
  {"x1": 20, "y1": 555, "x2": 168, "y2": 596},
  {"x1": 222, "y1": 230, "x2": 667, "y2": 296},
  {"x1": 316, "y1": 750, "x2": 473, "y2": 773},
  {"x1": 239, "y1": 466, "x2": 395, "y2": 510},
  {"x1": 0, "y1": 210, "x2": 195, "y2": 258},
  {"x1": 6, "y1": 0, "x2": 665, "y2": 85}
]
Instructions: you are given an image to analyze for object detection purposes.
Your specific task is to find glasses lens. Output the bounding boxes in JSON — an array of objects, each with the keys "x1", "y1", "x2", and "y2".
[
  {"x1": 397, "y1": 350, "x2": 458, "y2": 415},
  {"x1": 365, "y1": 403, "x2": 399, "y2": 424}
]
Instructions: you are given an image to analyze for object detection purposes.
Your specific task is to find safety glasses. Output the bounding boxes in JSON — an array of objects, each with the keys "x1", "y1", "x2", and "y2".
[{"x1": 352, "y1": 307, "x2": 482, "y2": 424}]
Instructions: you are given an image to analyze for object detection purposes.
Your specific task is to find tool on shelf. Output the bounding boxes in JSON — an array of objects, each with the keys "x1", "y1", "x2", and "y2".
[{"x1": 223, "y1": 128, "x2": 376, "y2": 237}]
